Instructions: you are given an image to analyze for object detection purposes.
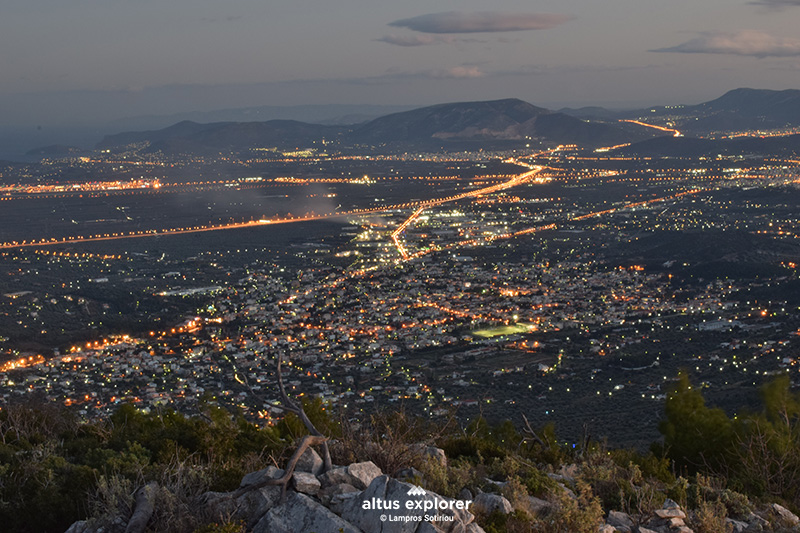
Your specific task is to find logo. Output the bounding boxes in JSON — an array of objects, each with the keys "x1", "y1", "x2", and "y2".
[{"x1": 407, "y1": 485, "x2": 427, "y2": 496}]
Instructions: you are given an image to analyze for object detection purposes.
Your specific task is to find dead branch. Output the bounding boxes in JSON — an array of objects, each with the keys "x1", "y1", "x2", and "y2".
[
  {"x1": 225, "y1": 434, "x2": 327, "y2": 503},
  {"x1": 238, "y1": 351, "x2": 333, "y2": 472},
  {"x1": 519, "y1": 414, "x2": 548, "y2": 450},
  {"x1": 125, "y1": 481, "x2": 157, "y2": 533}
]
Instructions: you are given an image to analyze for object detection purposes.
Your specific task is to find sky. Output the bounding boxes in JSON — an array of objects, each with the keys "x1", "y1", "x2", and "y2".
[{"x1": 2, "y1": 0, "x2": 800, "y2": 129}]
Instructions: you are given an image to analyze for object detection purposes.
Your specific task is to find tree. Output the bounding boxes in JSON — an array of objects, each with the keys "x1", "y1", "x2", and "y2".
[{"x1": 659, "y1": 372, "x2": 734, "y2": 473}]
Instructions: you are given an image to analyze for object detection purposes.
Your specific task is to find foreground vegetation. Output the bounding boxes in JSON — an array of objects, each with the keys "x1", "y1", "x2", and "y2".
[{"x1": 0, "y1": 374, "x2": 798, "y2": 532}]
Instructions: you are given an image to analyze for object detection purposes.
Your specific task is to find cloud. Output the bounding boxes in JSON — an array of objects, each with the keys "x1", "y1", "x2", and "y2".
[
  {"x1": 651, "y1": 30, "x2": 800, "y2": 58},
  {"x1": 431, "y1": 66, "x2": 485, "y2": 78},
  {"x1": 375, "y1": 34, "x2": 452, "y2": 47},
  {"x1": 388, "y1": 11, "x2": 573, "y2": 34},
  {"x1": 748, "y1": 0, "x2": 800, "y2": 8}
]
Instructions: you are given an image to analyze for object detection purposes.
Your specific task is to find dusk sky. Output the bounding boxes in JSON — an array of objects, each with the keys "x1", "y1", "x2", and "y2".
[{"x1": 2, "y1": 0, "x2": 800, "y2": 127}]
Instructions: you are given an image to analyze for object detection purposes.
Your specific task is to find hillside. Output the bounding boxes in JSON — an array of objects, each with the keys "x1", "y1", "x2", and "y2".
[
  {"x1": 97, "y1": 120, "x2": 347, "y2": 154},
  {"x1": 96, "y1": 98, "x2": 657, "y2": 155}
]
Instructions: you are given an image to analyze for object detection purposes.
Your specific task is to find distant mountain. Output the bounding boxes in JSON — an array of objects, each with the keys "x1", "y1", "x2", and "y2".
[
  {"x1": 350, "y1": 98, "x2": 653, "y2": 148},
  {"x1": 97, "y1": 120, "x2": 347, "y2": 154},
  {"x1": 25, "y1": 144, "x2": 84, "y2": 157},
  {"x1": 559, "y1": 88, "x2": 800, "y2": 135},
  {"x1": 109, "y1": 104, "x2": 417, "y2": 132},
  {"x1": 700, "y1": 88, "x2": 800, "y2": 123},
  {"x1": 97, "y1": 92, "x2": 800, "y2": 156},
  {"x1": 614, "y1": 133, "x2": 800, "y2": 158},
  {"x1": 98, "y1": 98, "x2": 658, "y2": 154}
]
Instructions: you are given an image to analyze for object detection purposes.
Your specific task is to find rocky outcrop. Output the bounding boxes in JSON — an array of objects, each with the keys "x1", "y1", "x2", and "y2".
[
  {"x1": 62, "y1": 447, "x2": 798, "y2": 533},
  {"x1": 471, "y1": 493, "x2": 513, "y2": 516},
  {"x1": 64, "y1": 453, "x2": 484, "y2": 533},
  {"x1": 251, "y1": 492, "x2": 361, "y2": 533}
]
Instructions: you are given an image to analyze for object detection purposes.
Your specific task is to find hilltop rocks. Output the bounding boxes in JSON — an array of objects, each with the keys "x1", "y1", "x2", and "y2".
[
  {"x1": 607, "y1": 510, "x2": 634, "y2": 532},
  {"x1": 295, "y1": 446, "x2": 324, "y2": 476},
  {"x1": 291, "y1": 471, "x2": 321, "y2": 495},
  {"x1": 771, "y1": 503, "x2": 799, "y2": 526},
  {"x1": 251, "y1": 492, "x2": 360, "y2": 533},
  {"x1": 319, "y1": 461, "x2": 382, "y2": 490},
  {"x1": 62, "y1": 444, "x2": 797, "y2": 533},
  {"x1": 471, "y1": 493, "x2": 513, "y2": 516}
]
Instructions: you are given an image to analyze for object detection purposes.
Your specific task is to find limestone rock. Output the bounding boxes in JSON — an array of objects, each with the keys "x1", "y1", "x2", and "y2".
[
  {"x1": 662, "y1": 498, "x2": 681, "y2": 509},
  {"x1": 424, "y1": 446, "x2": 448, "y2": 468},
  {"x1": 528, "y1": 496, "x2": 552, "y2": 516},
  {"x1": 667, "y1": 516, "x2": 686, "y2": 528},
  {"x1": 295, "y1": 446, "x2": 324, "y2": 476},
  {"x1": 318, "y1": 482, "x2": 360, "y2": 506},
  {"x1": 319, "y1": 466, "x2": 353, "y2": 487},
  {"x1": 608, "y1": 510, "x2": 634, "y2": 532},
  {"x1": 252, "y1": 491, "x2": 361, "y2": 533},
  {"x1": 655, "y1": 508, "x2": 686, "y2": 519},
  {"x1": 396, "y1": 467, "x2": 425, "y2": 483},
  {"x1": 320, "y1": 461, "x2": 382, "y2": 491},
  {"x1": 725, "y1": 518, "x2": 748, "y2": 533},
  {"x1": 234, "y1": 486, "x2": 283, "y2": 528},
  {"x1": 637, "y1": 527, "x2": 662, "y2": 533},
  {"x1": 747, "y1": 512, "x2": 769, "y2": 530},
  {"x1": 292, "y1": 471, "x2": 321, "y2": 495},
  {"x1": 772, "y1": 503, "x2": 800, "y2": 526},
  {"x1": 64, "y1": 521, "x2": 91, "y2": 533},
  {"x1": 347, "y1": 461, "x2": 383, "y2": 489},
  {"x1": 329, "y1": 490, "x2": 363, "y2": 516},
  {"x1": 240, "y1": 466, "x2": 284, "y2": 489},
  {"x1": 472, "y1": 493, "x2": 513, "y2": 516}
]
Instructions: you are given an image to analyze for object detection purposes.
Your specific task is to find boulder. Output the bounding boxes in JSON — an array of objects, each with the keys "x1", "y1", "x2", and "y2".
[
  {"x1": 240, "y1": 466, "x2": 284, "y2": 489},
  {"x1": 64, "y1": 521, "x2": 91, "y2": 533},
  {"x1": 318, "y1": 482, "x2": 360, "y2": 506},
  {"x1": 667, "y1": 516, "x2": 686, "y2": 528},
  {"x1": 528, "y1": 496, "x2": 552, "y2": 516},
  {"x1": 204, "y1": 467, "x2": 284, "y2": 527},
  {"x1": 329, "y1": 490, "x2": 363, "y2": 516},
  {"x1": 252, "y1": 492, "x2": 361, "y2": 533},
  {"x1": 319, "y1": 466, "x2": 353, "y2": 487},
  {"x1": 599, "y1": 525, "x2": 616, "y2": 533},
  {"x1": 234, "y1": 486, "x2": 283, "y2": 528},
  {"x1": 662, "y1": 498, "x2": 681, "y2": 509},
  {"x1": 746, "y1": 512, "x2": 769, "y2": 530},
  {"x1": 608, "y1": 510, "x2": 634, "y2": 532},
  {"x1": 472, "y1": 493, "x2": 513, "y2": 516},
  {"x1": 292, "y1": 471, "x2": 321, "y2": 495},
  {"x1": 320, "y1": 461, "x2": 382, "y2": 490},
  {"x1": 347, "y1": 461, "x2": 383, "y2": 489},
  {"x1": 295, "y1": 446, "x2": 324, "y2": 476},
  {"x1": 725, "y1": 518, "x2": 748, "y2": 533},
  {"x1": 772, "y1": 503, "x2": 800, "y2": 526},
  {"x1": 424, "y1": 446, "x2": 448, "y2": 468},
  {"x1": 655, "y1": 508, "x2": 686, "y2": 520}
]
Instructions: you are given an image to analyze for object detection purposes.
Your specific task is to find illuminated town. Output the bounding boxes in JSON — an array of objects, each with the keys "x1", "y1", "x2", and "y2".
[{"x1": 2, "y1": 135, "x2": 799, "y2": 446}]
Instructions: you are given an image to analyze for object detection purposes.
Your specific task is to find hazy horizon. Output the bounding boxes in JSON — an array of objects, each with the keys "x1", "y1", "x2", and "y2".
[{"x1": 3, "y1": 0, "x2": 800, "y2": 149}]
